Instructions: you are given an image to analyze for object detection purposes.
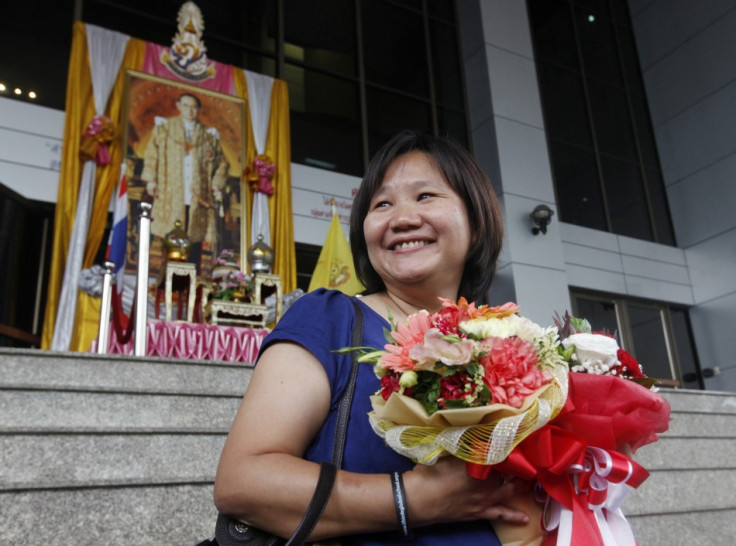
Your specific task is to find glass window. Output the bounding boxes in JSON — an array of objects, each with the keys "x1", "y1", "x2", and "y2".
[
  {"x1": 284, "y1": 0, "x2": 356, "y2": 77},
  {"x1": 361, "y1": 1, "x2": 430, "y2": 98},
  {"x1": 429, "y1": 20, "x2": 464, "y2": 109},
  {"x1": 599, "y1": 156, "x2": 652, "y2": 240},
  {"x1": 573, "y1": 291, "x2": 703, "y2": 388},
  {"x1": 5, "y1": 1, "x2": 467, "y2": 177},
  {"x1": 427, "y1": 0, "x2": 456, "y2": 22},
  {"x1": 0, "y1": 186, "x2": 54, "y2": 347},
  {"x1": 574, "y1": 297, "x2": 619, "y2": 334},
  {"x1": 366, "y1": 87, "x2": 433, "y2": 158},
  {"x1": 575, "y1": 5, "x2": 623, "y2": 87},
  {"x1": 645, "y1": 170, "x2": 676, "y2": 245},
  {"x1": 627, "y1": 305, "x2": 672, "y2": 380},
  {"x1": 286, "y1": 66, "x2": 363, "y2": 176},
  {"x1": 538, "y1": 64, "x2": 593, "y2": 149},
  {"x1": 295, "y1": 242, "x2": 322, "y2": 293},
  {"x1": 0, "y1": 0, "x2": 74, "y2": 110},
  {"x1": 528, "y1": 0, "x2": 676, "y2": 245},
  {"x1": 528, "y1": 0, "x2": 579, "y2": 70},
  {"x1": 587, "y1": 81, "x2": 637, "y2": 160},
  {"x1": 669, "y1": 309, "x2": 703, "y2": 389},
  {"x1": 549, "y1": 142, "x2": 607, "y2": 231},
  {"x1": 437, "y1": 107, "x2": 468, "y2": 149}
]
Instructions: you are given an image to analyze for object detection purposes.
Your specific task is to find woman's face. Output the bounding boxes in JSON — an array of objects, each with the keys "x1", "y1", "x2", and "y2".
[{"x1": 363, "y1": 151, "x2": 472, "y2": 295}]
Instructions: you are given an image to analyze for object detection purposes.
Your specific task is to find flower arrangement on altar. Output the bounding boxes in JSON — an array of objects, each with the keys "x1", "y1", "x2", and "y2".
[
  {"x1": 211, "y1": 249, "x2": 252, "y2": 302},
  {"x1": 342, "y1": 298, "x2": 671, "y2": 546}
]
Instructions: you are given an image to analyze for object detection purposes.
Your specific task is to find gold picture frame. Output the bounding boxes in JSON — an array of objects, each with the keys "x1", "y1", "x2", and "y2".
[{"x1": 122, "y1": 69, "x2": 247, "y2": 280}]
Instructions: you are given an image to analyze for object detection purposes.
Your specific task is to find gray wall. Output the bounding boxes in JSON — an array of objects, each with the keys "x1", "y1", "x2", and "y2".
[
  {"x1": 457, "y1": 0, "x2": 572, "y2": 325},
  {"x1": 630, "y1": 0, "x2": 736, "y2": 391},
  {"x1": 459, "y1": 0, "x2": 735, "y2": 391}
]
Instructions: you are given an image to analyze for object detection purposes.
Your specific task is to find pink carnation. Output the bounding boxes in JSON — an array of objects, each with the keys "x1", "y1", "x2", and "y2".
[
  {"x1": 409, "y1": 328, "x2": 475, "y2": 370},
  {"x1": 380, "y1": 311, "x2": 432, "y2": 372},
  {"x1": 481, "y1": 337, "x2": 550, "y2": 408}
]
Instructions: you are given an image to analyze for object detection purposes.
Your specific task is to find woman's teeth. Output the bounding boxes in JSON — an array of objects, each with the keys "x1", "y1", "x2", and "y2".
[{"x1": 394, "y1": 241, "x2": 427, "y2": 250}]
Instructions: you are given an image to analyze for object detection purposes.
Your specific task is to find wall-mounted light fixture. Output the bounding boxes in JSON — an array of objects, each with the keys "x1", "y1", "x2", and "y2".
[{"x1": 530, "y1": 204, "x2": 554, "y2": 235}]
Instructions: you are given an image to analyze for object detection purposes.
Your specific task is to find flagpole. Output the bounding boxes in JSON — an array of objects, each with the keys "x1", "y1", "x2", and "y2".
[
  {"x1": 96, "y1": 261, "x2": 115, "y2": 354},
  {"x1": 134, "y1": 202, "x2": 152, "y2": 357}
]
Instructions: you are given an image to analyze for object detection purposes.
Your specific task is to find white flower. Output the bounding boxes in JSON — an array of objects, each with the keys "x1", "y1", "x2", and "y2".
[
  {"x1": 562, "y1": 333, "x2": 619, "y2": 372},
  {"x1": 460, "y1": 315, "x2": 521, "y2": 339},
  {"x1": 514, "y1": 316, "x2": 546, "y2": 343}
]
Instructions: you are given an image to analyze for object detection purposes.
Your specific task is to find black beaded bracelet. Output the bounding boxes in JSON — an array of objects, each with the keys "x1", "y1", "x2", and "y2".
[{"x1": 391, "y1": 471, "x2": 413, "y2": 539}]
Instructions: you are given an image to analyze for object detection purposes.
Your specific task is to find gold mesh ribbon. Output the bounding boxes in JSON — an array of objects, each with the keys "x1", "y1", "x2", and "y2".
[{"x1": 369, "y1": 366, "x2": 569, "y2": 465}]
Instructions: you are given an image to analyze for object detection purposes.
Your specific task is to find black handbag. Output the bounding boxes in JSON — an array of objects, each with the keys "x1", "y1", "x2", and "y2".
[{"x1": 201, "y1": 300, "x2": 364, "y2": 546}]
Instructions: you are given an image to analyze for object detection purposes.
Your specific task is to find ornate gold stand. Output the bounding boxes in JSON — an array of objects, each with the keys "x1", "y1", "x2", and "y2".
[
  {"x1": 155, "y1": 261, "x2": 197, "y2": 322},
  {"x1": 253, "y1": 273, "x2": 283, "y2": 323},
  {"x1": 208, "y1": 300, "x2": 268, "y2": 328}
]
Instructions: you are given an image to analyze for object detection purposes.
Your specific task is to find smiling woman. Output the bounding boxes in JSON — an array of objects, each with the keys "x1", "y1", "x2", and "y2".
[
  {"x1": 362, "y1": 151, "x2": 473, "y2": 311},
  {"x1": 213, "y1": 130, "x2": 519, "y2": 545},
  {"x1": 351, "y1": 130, "x2": 505, "y2": 307}
]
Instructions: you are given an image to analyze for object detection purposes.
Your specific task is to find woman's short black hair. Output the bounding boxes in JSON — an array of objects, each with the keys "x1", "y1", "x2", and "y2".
[{"x1": 350, "y1": 130, "x2": 504, "y2": 302}]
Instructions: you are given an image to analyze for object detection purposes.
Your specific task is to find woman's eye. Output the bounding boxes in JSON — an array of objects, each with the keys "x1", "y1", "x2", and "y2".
[
  {"x1": 373, "y1": 200, "x2": 391, "y2": 208},
  {"x1": 417, "y1": 193, "x2": 434, "y2": 201}
]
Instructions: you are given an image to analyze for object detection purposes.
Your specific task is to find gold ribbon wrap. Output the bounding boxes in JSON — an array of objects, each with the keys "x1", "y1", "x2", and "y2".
[{"x1": 369, "y1": 364, "x2": 569, "y2": 465}]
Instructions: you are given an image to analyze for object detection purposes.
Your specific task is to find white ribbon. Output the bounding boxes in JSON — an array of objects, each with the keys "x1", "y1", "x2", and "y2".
[
  {"x1": 244, "y1": 69, "x2": 274, "y2": 249},
  {"x1": 52, "y1": 25, "x2": 129, "y2": 351},
  {"x1": 544, "y1": 447, "x2": 638, "y2": 546}
]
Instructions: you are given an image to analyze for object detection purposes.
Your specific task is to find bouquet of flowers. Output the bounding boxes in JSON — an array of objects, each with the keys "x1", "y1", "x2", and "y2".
[
  {"x1": 347, "y1": 301, "x2": 671, "y2": 546},
  {"x1": 347, "y1": 298, "x2": 569, "y2": 466},
  {"x1": 211, "y1": 249, "x2": 252, "y2": 301}
]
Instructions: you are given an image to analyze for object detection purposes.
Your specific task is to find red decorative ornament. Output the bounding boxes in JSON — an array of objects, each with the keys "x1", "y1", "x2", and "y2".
[{"x1": 80, "y1": 115, "x2": 116, "y2": 166}]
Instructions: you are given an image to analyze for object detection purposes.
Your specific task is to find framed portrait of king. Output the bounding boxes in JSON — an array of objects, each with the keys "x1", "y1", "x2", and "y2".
[{"x1": 122, "y1": 70, "x2": 247, "y2": 283}]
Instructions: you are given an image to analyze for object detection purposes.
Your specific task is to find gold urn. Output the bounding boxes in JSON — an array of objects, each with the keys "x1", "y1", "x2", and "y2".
[
  {"x1": 247, "y1": 234, "x2": 274, "y2": 273},
  {"x1": 163, "y1": 220, "x2": 192, "y2": 261}
]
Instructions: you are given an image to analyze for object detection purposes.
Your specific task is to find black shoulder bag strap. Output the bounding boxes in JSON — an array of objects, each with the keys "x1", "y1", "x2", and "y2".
[
  {"x1": 286, "y1": 298, "x2": 364, "y2": 545},
  {"x1": 214, "y1": 299, "x2": 364, "y2": 546}
]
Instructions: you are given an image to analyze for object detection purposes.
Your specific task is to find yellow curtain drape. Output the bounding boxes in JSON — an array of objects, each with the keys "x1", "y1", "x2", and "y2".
[
  {"x1": 43, "y1": 26, "x2": 294, "y2": 352},
  {"x1": 233, "y1": 73, "x2": 296, "y2": 293},
  {"x1": 41, "y1": 22, "x2": 145, "y2": 350}
]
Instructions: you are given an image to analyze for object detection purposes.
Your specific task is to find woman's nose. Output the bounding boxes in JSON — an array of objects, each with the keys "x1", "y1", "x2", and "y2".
[{"x1": 389, "y1": 202, "x2": 422, "y2": 230}]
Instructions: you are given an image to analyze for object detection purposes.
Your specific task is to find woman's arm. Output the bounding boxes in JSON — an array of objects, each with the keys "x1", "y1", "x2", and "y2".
[{"x1": 214, "y1": 342, "x2": 529, "y2": 541}]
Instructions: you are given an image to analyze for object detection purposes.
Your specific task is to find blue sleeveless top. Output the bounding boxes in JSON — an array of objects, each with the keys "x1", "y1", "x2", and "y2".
[{"x1": 259, "y1": 289, "x2": 501, "y2": 545}]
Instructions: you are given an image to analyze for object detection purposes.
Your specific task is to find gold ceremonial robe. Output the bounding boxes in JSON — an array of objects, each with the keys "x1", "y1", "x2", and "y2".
[{"x1": 141, "y1": 116, "x2": 229, "y2": 244}]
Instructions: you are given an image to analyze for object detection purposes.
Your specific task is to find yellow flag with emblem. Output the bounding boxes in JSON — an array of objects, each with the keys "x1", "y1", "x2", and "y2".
[{"x1": 308, "y1": 204, "x2": 364, "y2": 295}]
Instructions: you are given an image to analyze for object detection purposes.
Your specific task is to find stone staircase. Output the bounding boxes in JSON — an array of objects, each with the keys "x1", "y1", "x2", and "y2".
[
  {"x1": 1, "y1": 347, "x2": 735, "y2": 545},
  {"x1": 0, "y1": 348, "x2": 250, "y2": 545},
  {"x1": 626, "y1": 389, "x2": 736, "y2": 545}
]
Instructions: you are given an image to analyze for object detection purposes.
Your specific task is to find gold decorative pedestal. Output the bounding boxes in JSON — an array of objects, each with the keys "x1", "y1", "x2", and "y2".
[
  {"x1": 208, "y1": 300, "x2": 268, "y2": 328},
  {"x1": 155, "y1": 262, "x2": 197, "y2": 322},
  {"x1": 253, "y1": 273, "x2": 283, "y2": 323}
]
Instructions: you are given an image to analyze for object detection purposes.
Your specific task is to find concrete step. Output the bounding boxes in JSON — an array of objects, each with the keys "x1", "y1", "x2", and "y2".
[
  {"x1": 0, "y1": 484, "x2": 217, "y2": 545},
  {"x1": 0, "y1": 434, "x2": 225, "y2": 490},
  {"x1": 2, "y1": 348, "x2": 736, "y2": 546},
  {"x1": 661, "y1": 388, "x2": 736, "y2": 413},
  {"x1": 0, "y1": 390, "x2": 241, "y2": 433},
  {"x1": 0, "y1": 348, "x2": 254, "y2": 396},
  {"x1": 635, "y1": 436, "x2": 736, "y2": 469},
  {"x1": 626, "y1": 468, "x2": 736, "y2": 514},
  {"x1": 629, "y1": 509, "x2": 736, "y2": 546}
]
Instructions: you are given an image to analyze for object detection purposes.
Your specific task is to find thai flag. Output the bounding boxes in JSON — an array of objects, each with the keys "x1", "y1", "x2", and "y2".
[{"x1": 106, "y1": 172, "x2": 128, "y2": 290}]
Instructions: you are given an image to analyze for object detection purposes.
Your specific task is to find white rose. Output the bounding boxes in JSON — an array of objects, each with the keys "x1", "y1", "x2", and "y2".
[
  {"x1": 513, "y1": 316, "x2": 546, "y2": 343},
  {"x1": 562, "y1": 333, "x2": 619, "y2": 371},
  {"x1": 460, "y1": 315, "x2": 520, "y2": 339}
]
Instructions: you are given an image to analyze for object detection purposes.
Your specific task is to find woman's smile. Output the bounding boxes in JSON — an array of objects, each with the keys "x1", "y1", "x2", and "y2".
[{"x1": 363, "y1": 151, "x2": 471, "y2": 295}]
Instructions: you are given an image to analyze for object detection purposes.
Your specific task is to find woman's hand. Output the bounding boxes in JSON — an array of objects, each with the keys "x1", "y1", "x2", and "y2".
[{"x1": 404, "y1": 456, "x2": 530, "y2": 526}]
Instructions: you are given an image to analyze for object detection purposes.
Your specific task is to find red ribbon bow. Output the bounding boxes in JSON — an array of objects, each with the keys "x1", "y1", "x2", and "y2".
[
  {"x1": 249, "y1": 155, "x2": 275, "y2": 195},
  {"x1": 80, "y1": 115, "x2": 115, "y2": 166},
  {"x1": 467, "y1": 372, "x2": 670, "y2": 545}
]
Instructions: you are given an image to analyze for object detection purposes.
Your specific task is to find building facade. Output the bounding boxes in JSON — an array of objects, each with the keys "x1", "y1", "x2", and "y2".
[{"x1": 1, "y1": 0, "x2": 734, "y2": 391}]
